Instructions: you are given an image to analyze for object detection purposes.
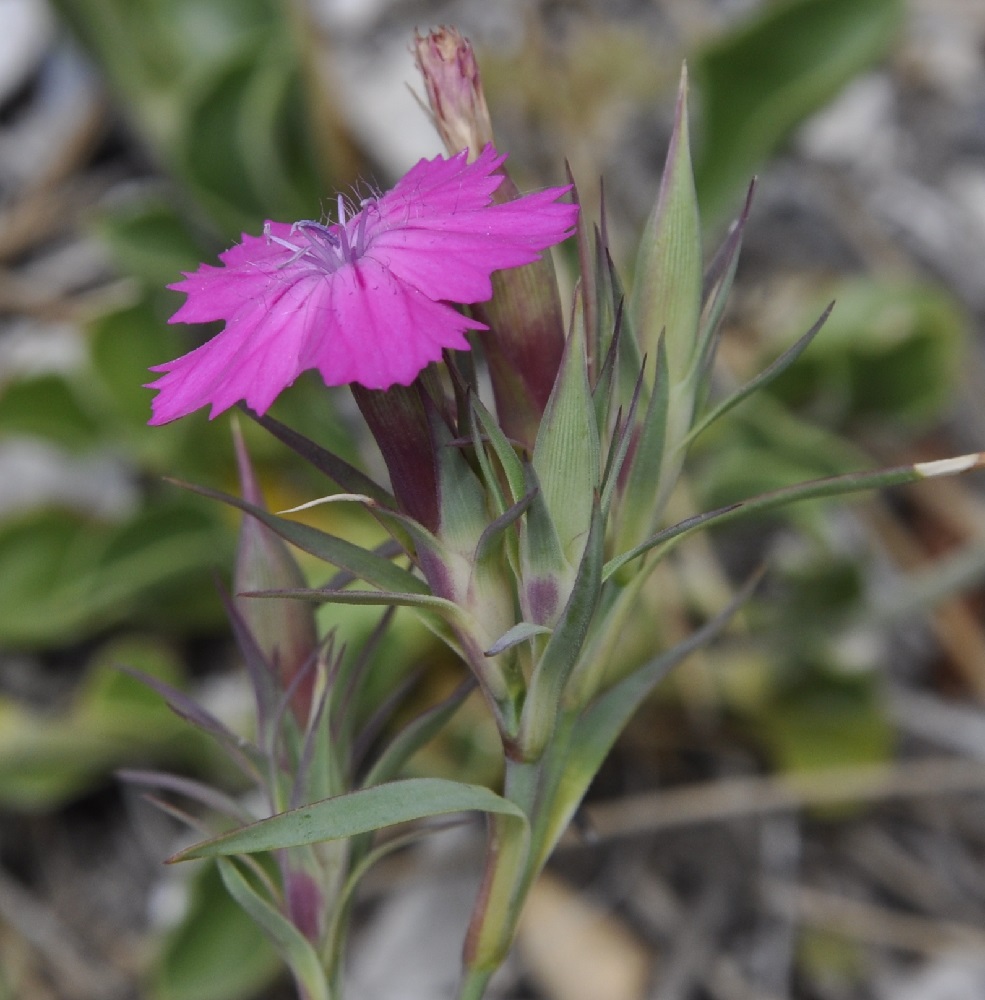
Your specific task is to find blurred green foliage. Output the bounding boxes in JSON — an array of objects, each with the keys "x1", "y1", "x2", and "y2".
[
  {"x1": 696, "y1": 272, "x2": 966, "y2": 778},
  {"x1": 48, "y1": 0, "x2": 360, "y2": 237},
  {"x1": 694, "y1": 0, "x2": 904, "y2": 222},
  {"x1": 151, "y1": 862, "x2": 282, "y2": 1000},
  {"x1": 0, "y1": 636, "x2": 223, "y2": 810},
  {"x1": 763, "y1": 279, "x2": 965, "y2": 429}
]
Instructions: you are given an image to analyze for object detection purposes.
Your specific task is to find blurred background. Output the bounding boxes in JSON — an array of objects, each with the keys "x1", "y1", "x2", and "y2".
[{"x1": 2, "y1": 0, "x2": 985, "y2": 998}]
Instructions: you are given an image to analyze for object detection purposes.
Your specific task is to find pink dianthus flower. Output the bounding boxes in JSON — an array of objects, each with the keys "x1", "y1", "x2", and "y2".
[{"x1": 147, "y1": 145, "x2": 577, "y2": 425}]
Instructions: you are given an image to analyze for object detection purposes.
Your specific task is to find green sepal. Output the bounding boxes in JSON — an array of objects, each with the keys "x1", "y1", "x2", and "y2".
[
  {"x1": 518, "y1": 464, "x2": 569, "y2": 626},
  {"x1": 612, "y1": 335, "x2": 671, "y2": 554},
  {"x1": 515, "y1": 499, "x2": 604, "y2": 760},
  {"x1": 532, "y1": 295, "x2": 601, "y2": 566},
  {"x1": 629, "y1": 65, "x2": 702, "y2": 387}
]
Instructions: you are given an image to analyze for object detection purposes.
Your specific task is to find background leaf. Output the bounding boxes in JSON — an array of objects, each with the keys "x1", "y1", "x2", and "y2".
[
  {"x1": 151, "y1": 862, "x2": 281, "y2": 1000},
  {"x1": 694, "y1": 0, "x2": 904, "y2": 221}
]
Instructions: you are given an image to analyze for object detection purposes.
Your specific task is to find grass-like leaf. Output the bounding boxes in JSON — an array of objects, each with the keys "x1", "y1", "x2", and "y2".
[
  {"x1": 170, "y1": 778, "x2": 529, "y2": 861},
  {"x1": 216, "y1": 858, "x2": 330, "y2": 1000},
  {"x1": 605, "y1": 453, "x2": 985, "y2": 580},
  {"x1": 245, "y1": 409, "x2": 394, "y2": 505},
  {"x1": 169, "y1": 478, "x2": 427, "y2": 595},
  {"x1": 685, "y1": 301, "x2": 834, "y2": 446}
]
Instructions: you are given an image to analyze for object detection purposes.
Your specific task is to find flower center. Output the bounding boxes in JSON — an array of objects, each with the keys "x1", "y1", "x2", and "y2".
[{"x1": 265, "y1": 195, "x2": 377, "y2": 274}]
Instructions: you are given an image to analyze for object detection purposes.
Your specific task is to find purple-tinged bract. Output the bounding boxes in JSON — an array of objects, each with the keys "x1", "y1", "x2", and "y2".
[{"x1": 147, "y1": 145, "x2": 578, "y2": 424}]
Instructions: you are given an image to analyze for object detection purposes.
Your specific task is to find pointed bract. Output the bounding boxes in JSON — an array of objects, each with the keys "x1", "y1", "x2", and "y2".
[{"x1": 629, "y1": 67, "x2": 702, "y2": 388}]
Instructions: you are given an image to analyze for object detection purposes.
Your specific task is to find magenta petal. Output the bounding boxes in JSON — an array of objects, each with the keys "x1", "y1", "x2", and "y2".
[
  {"x1": 148, "y1": 143, "x2": 577, "y2": 423},
  {"x1": 309, "y1": 259, "x2": 484, "y2": 389},
  {"x1": 148, "y1": 273, "x2": 322, "y2": 423}
]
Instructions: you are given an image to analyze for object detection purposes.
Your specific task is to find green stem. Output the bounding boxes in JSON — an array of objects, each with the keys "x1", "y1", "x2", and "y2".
[
  {"x1": 456, "y1": 701, "x2": 619, "y2": 998},
  {"x1": 458, "y1": 967, "x2": 494, "y2": 1000},
  {"x1": 458, "y1": 759, "x2": 540, "y2": 997},
  {"x1": 567, "y1": 572, "x2": 647, "y2": 707}
]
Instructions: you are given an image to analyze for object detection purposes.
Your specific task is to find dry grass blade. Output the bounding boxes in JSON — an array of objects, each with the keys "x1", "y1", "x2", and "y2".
[
  {"x1": 0, "y1": 866, "x2": 130, "y2": 1000},
  {"x1": 577, "y1": 757, "x2": 985, "y2": 842},
  {"x1": 761, "y1": 879, "x2": 985, "y2": 954}
]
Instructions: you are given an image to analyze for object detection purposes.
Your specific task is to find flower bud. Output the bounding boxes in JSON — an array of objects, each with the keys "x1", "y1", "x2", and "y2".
[
  {"x1": 413, "y1": 27, "x2": 574, "y2": 451},
  {"x1": 413, "y1": 26, "x2": 494, "y2": 159}
]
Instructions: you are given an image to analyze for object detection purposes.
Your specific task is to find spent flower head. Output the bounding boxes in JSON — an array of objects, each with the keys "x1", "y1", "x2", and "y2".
[{"x1": 147, "y1": 144, "x2": 577, "y2": 424}]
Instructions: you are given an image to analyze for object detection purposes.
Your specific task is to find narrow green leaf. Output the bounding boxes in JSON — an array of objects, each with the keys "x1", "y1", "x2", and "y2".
[
  {"x1": 468, "y1": 404, "x2": 508, "y2": 518},
  {"x1": 322, "y1": 821, "x2": 461, "y2": 982},
  {"x1": 470, "y1": 386, "x2": 526, "y2": 503},
  {"x1": 150, "y1": 860, "x2": 280, "y2": 1000},
  {"x1": 169, "y1": 479, "x2": 428, "y2": 595},
  {"x1": 605, "y1": 453, "x2": 985, "y2": 580},
  {"x1": 694, "y1": 178, "x2": 756, "y2": 387},
  {"x1": 604, "y1": 251, "x2": 642, "y2": 407},
  {"x1": 474, "y1": 489, "x2": 537, "y2": 567},
  {"x1": 686, "y1": 302, "x2": 834, "y2": 445},
  {"x1": 215, "y1": 859, "x2": 329, "y2": 1000},
  {"x1": 243, "y1": 587, "x2": 466, "y2": 626},
  {"x1": 591, "y1": 293, "x2": 622, "y2": 434},
  {"x1": 569, "y1": 169, "x2": 600, "y2": 370},
  {"x1": 362, "y1": 679, "x2": 476, "y2": 787},
  {"x1": 246, "y1": 410, "x2": 393, "y2": 505},
  {"x1": 485, "y1": 622, "x2": 553, "y2": 658},
  {"x1": 558, "y1": 572, "x2": 761, "y2": 830},
  {"x1": 612, "y1": 336, "x2": 670, "y2": 551},
  {"x1": 171, "y1": 778, "x2": 528, "y2": 861},
  {"x1": 598, "y1": 375, "x2": 640, "y2": 517}
]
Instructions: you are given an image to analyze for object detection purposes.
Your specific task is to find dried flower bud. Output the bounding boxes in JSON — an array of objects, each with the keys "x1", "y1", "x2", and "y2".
[{"x1": 413, "y1": 26, "x2": 494, "y2": 158}]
